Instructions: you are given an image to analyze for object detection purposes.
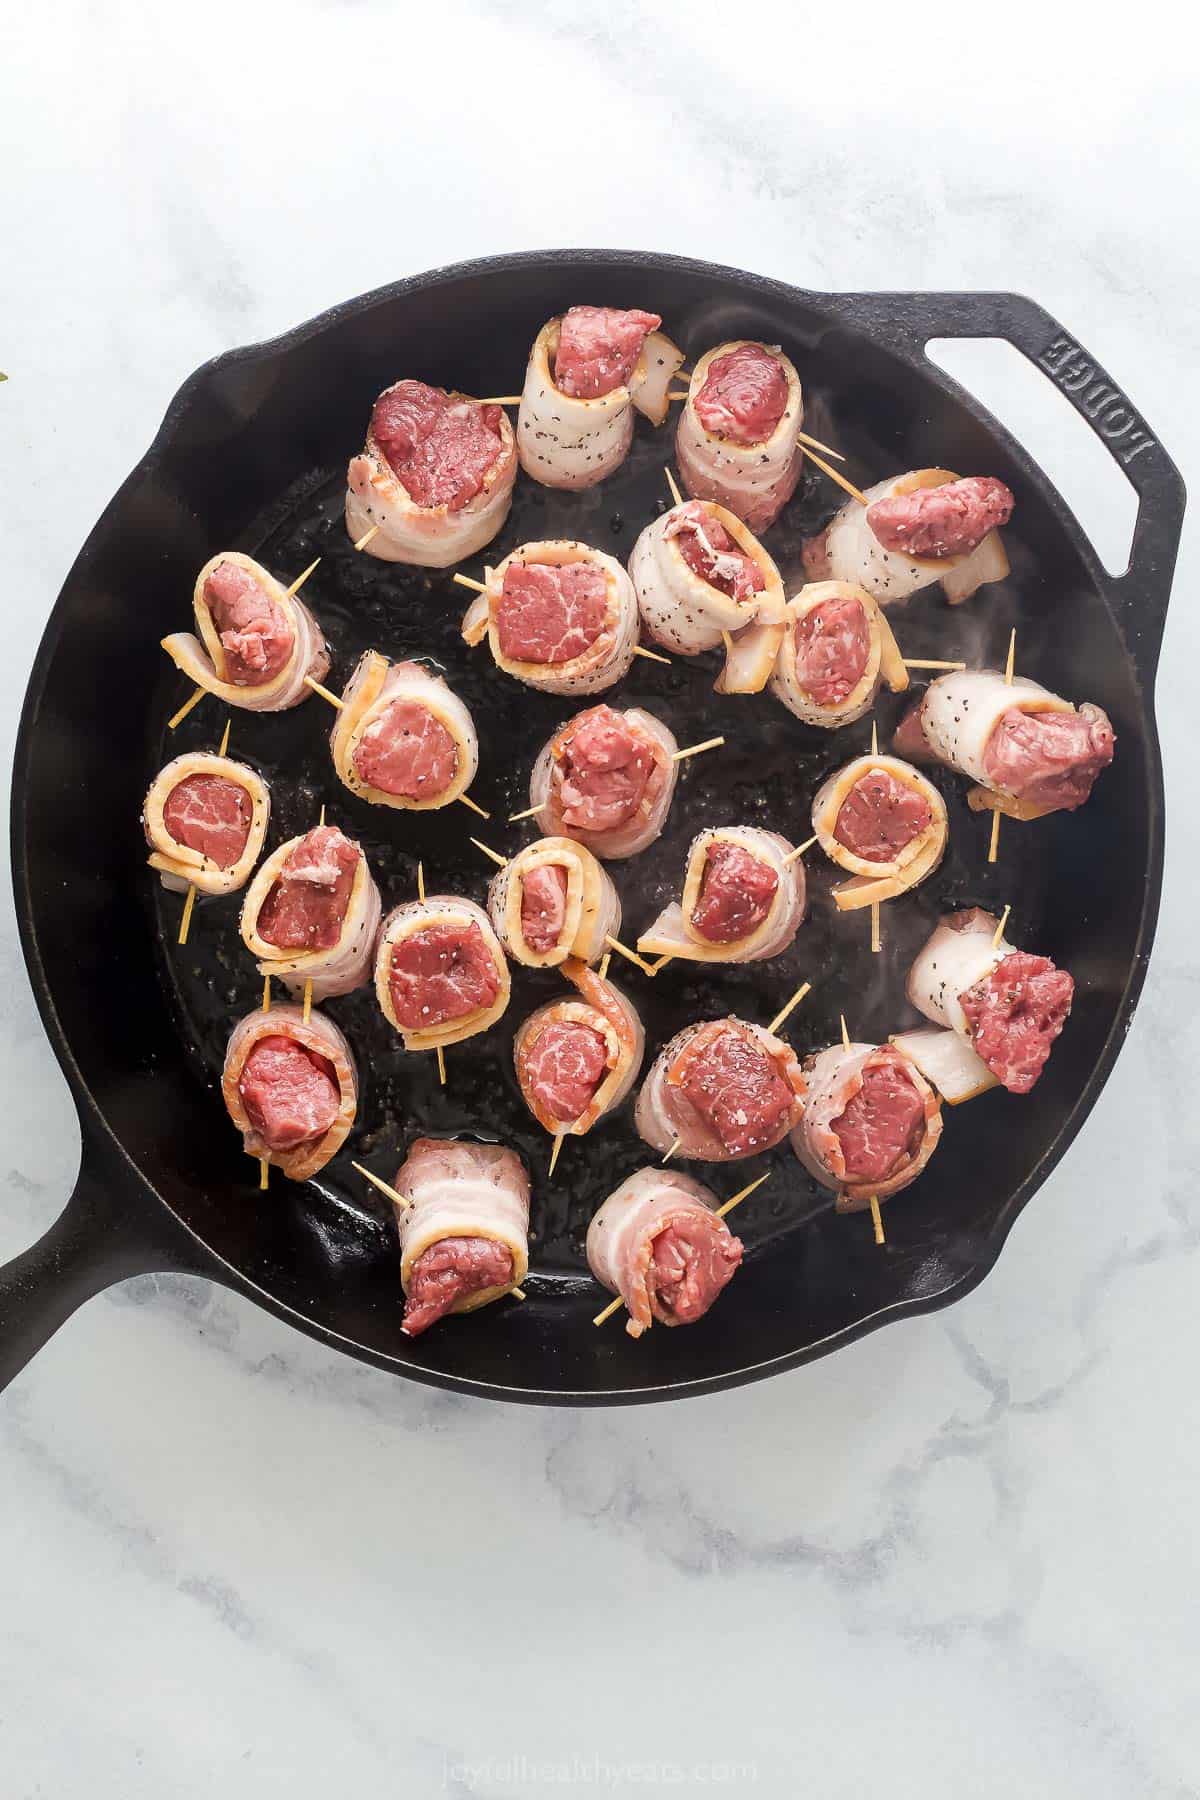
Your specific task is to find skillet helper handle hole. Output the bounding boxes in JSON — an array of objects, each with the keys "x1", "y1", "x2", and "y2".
[
  {"x1": 0, "y1": 1131, "x2": 203, "y2": 1394},
  {"x1": 836, "y1": 290, "x2": 1185, "y2": 687}
]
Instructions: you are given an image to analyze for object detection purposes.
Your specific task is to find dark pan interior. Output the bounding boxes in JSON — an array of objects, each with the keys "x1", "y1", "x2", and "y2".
[{"x1": 15, "y1": 254, "x2": 1161, "y2": 1401}]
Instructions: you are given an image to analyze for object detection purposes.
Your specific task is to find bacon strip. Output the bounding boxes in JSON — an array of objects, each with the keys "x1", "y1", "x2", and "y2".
[
  {"x1": 222, "y1": 1002, "x2": 357, "y2": 1181},
  {"x1": 586, "y1": 1167, "x2": 743, "y2": 1338},
  {"x1": 143, "y1": 752, "x2": 270, "y2": 896},
  {"x1": 675, "y1": 340, "x2": 805, "y2": 532},
  {"x1": 161, "y1": 552, "x2": 330, "y2": 714}
]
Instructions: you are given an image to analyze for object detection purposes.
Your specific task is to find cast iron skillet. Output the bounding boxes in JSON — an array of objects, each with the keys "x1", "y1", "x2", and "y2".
[{"x1": 2, "y1": 251, "x2": 1185, "y2": 1404}]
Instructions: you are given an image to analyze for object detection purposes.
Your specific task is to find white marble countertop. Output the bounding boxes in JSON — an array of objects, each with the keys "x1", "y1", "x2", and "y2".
[{"x1": 2, "y1": 3, "x2": 1196, "y2": 1793}]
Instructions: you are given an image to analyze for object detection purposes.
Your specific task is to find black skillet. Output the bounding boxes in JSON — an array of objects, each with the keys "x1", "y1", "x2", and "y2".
[{"x1": 2, "y1": 251, "x2": 1185, "y2": 1404}]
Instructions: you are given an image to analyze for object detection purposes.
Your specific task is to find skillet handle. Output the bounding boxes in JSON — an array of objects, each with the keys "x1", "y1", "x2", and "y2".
[
  {"x1": 833, "y1": 290, "x2": 1186, "y2": 686},
  {"x1": 0, "y1": 1128, "x2": 204, "y2": 1394}
]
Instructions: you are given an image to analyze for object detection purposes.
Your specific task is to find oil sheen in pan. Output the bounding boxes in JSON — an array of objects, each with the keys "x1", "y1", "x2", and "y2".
[{"x1": 151, "y1": 405, "x2": 1057, "y2": 1284}]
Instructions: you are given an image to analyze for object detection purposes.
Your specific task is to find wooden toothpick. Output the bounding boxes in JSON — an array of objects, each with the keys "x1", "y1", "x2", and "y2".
[
  {"x1": 840, "y1": 1013, "x2": 851, "y2": 1051},
  {"x1": 870, "y1": 902, "x2": 882, "y2": 955},
  {"x1": 604, "y1": 934, "x2": 656, "y2": 977},
  {"x1": 768, "y1": 981, "x2": 812, "y2": 1036},
  {"x1": 632, "y1": 645, "x2": 672, "y2": 665},
  {"x1": 259, "y1": 1158, "x2": 269, "y2": 1189},
  {"x1": 593, "y1": 1293, "x2": 625, "y2": 1328},
  {"x1": 168, "y1": 686, "x2": 206, "y2": 731},
  {"x1": 598, "y1": 952, "x2": 611, "y2": 980},
  {"x1": 352, "y1": 1161, "x2": 411, "y2": 1211},
  {"x1": 796, "y1": 429, "x2": 847, "y2": 462},
  {"x1": 217, "y1": 717, "x2": 232, "y2": 758},
  {"x1": 870, "y1": 719, "x2": 879, "y2": 756},
  {"x1": 262, "y1": 974, "x2": 271, "y2": 1013},
  {"x1": 1004, "y1": 628, "x2": 1017, "y2": 685},
  {"x1": 508, "y1": 802, "x2": 547, "y2": 822},
  {"x1": 992, "y1": 904, "x2": 1011, "y2": 948},
  {"x1": 178, "y1": 882, "x2": 197, "y2": 946},
  {"x1": 458, "y1": 793, "x2": 491, "y2": 820},
  {"x1": 417, "y1": 862, "x2": 426, "y2": 904},
  {"x1": 436, "y1": 1045, "x2": 446, "y2": 1086},
  {"x1": 549, "y1": 1133, "x2": 565, "y2": 1179},
  {"x1": 664, "y1": 467, "x2": 684, "y2": 507},
  {"x1": 353, "y1": 524, "x2": 381, "y2": 551},
  {"x1": 453, "y1": 572, "x2": 487, "y2": 594},
  {"x1": 478, "y1": 396, "x2": 523, "y2": 406},
  {"x1": 716, "y1": 1171, "x2": 770, "y2": 1219},
  {"x1": 662, "y1": 1137, "x2": 681, "y2": 1164},
  {"x1": 671, "y1": 736, "x2": 725, "y2": 763},
  {"x1": 286, "y1": 558, "x2": 321, "y2": 597},
  {"x1": 302, "y1": 980, "x2": 313, "y2": 1025},
  {"x1": 988, "y1": 806, "x2": 1002, "y2": 866},
  {"x1": 902, "y1": 659, "x2": 967, "y2": 672},
  {"x1": 806, "y1": 447, "x2": 869, "y2": 507},
  {"x1": 869, "y1": 1194, "x2": 885, "y2": 1245},
  {"x1": 783, "y1": 834, "x2": 818, "y2": 867},
  {"x1": 304, "y1": 675, "x2": 345, "y2": 709},
  {"x1": 469, "y1": 837, "x2": 508, "y2": 868}
]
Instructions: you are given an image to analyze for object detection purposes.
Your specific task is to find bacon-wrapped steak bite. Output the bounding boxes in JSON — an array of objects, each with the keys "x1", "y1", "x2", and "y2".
[
  {"x1": 675, "y1": 341, "x2": 805, "y2": 532},
  {"x1": 375, "y1": 896, "x2": 510, "y2": 1053},
  {"x1": 893, "y1": 907, "x2": 1075, "y2": 1101},
  {"x1": 144, "y1": 753, "x2": 270, "y2": 896},
  {"x1": 629, "y1": 498, "x2": 787, "y2": 692},
  {"x1": 769, "y1": 581, "x2": 909, "y2": 728},
  {"x1": 803, "y1": 469, "x2": 1013, "y2": 607},
  {"x1": 487, "y1": 837, "x2": 620, "y2": 968},
  {"x1": 161, "y1": 552, "x2": 330, "y2": 713},
  {"x1": 791, "y1": 1040, "x2": 941, "y2": 1210},
  {"x1": 811, "y1": 753, "x2": 947, "y2": 911},
  {"x1": 391, "y1": 1138, "x2": 530, "y2": 1337},
  {"x1": 222, "y1": 1002, "x2": 357, "y2": 1182},
  {"x1": 460, "y1": 539, "x2": 639, "y2": 698},
  {"x1": 893, "y1": 667, "x2": 1114, "y2": 819},
  {"x1": 587, "y1": 1167, "x2": 743, "y2": 1338},
  {"x1": 635, "y1": 1017, "x2": 806, "y2": 1163},
  {"x1": 528, "y1": 703, "x2": 679, "y2": 860},
  {"x1": 637, "y1": 827, "x2": 805, "y2": 966},
  {"x1": 345, "y1": 379, "x2": 517, "y2": 567},
  {"x1": 240, "y1": 825, "x2": 381, "y2": 1000},
  {"x1": 514, "y1": 957, "x2": 644, "y2": 1139},
  {"x1": 329, "y1": 652, "x2": 479, "y2": 811},
  {"x1": 516, "y1": 308, "x2": 682, "y2": 490}
]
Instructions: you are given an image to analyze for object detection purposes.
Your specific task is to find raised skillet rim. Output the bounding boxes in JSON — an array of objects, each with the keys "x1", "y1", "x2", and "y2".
[{"x1": 8, "y1": 248, "x2": 1173, "y2": 1403}]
